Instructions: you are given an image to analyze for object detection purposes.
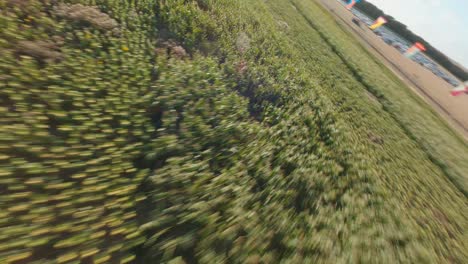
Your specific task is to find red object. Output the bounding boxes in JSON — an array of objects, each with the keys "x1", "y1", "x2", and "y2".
[
  {"x1": 415, "y1": 42, "x2": 426, "y2": 51},
  {"x1": 451, "y1": 89, "x2": 468, "y2": 96},
  {"x1": 450, "y1": 85, "x2": 468, "y2": 96}
]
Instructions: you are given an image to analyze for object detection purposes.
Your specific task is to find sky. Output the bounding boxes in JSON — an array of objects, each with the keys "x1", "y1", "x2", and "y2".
[{"x1": 366, "y1": 0, "x2": 468, "y2": 68}]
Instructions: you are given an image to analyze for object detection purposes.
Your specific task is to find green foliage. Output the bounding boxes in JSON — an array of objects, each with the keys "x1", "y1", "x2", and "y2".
[
  {"x1": 1, "y1": 0, "x2": 467, "y2": 263},
  {"x1": 1, "y1": 0, "x2": 155, "y2": 262},
  {"x1": 157, "y1": 0, "x2": 216, "y2": 49}
]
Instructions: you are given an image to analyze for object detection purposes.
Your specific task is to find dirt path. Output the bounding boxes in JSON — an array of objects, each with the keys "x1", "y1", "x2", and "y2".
[{"x1": 316, "y1": 0, "x2": 468, "y2": 140}]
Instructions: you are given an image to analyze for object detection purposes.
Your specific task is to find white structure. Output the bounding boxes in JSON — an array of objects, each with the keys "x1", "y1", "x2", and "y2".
[{"x1": 451, "y1": 81, "x2": 468, "y2": 96}]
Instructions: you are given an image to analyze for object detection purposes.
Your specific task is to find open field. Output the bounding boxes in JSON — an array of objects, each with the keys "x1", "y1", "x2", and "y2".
[
  {"x1": 0, "y1": 0, "x2": 467, "y2": 263},
  {"x1": 320, "y1": 0, "x2": 468, "y2": 139},
  {"x1": 305, "y1": 0, "x2": 468, "y2": 196}
]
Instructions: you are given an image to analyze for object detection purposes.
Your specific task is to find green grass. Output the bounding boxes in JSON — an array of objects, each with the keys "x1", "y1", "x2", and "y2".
[
  {"x1": 293, "y1": 0, "x2": 468, "y2": 196},
  {"x1": 0, "y1": 0, "x2": 466, "y2": 263}
]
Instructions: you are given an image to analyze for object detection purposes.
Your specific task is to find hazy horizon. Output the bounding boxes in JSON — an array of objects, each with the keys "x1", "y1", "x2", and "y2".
[{"x1": 366, "y1": 0, "x2": 468, "y2": 71}]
